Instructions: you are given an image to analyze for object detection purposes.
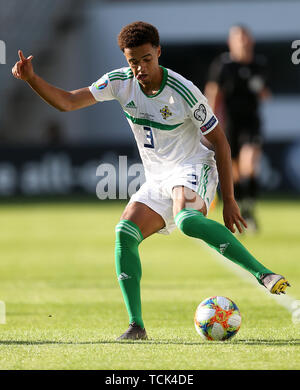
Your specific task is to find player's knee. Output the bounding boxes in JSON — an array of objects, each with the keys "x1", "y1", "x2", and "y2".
[
  {"x1": 177, "y1": 217, "x2": 195, "y2": 237},
  {"x1": 175, "y1": 210, "x2": 206, "y2": 237},
  {"x1": 115, "y1": 220, "x2": 143, "y2": 246}
]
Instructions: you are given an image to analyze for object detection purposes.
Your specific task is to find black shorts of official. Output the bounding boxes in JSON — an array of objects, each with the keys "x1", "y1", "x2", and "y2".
[{"x1": 225, "y1": 117, "x2": 263, "y2": 159}]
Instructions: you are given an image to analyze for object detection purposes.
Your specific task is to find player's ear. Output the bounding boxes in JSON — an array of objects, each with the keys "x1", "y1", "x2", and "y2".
[{"x1": 157, "y1": 45, "x2": 161, "y2": 59}]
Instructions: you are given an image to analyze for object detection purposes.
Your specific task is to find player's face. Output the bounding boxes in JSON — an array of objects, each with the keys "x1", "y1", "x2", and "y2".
[
  {"x1": 123, "y1": 43, "x2": 161, "y2": 86},
  {"x1": 228, "y1": 27, "x2": 254, "y2": 60}
]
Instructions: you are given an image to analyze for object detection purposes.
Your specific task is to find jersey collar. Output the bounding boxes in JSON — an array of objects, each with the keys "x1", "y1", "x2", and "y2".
[{"x1": 138, "y1": 66, "x2": 168, "y2": 98}]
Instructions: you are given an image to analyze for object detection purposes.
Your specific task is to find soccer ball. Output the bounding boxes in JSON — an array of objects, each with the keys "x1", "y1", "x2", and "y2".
[{"x1": 194, "y1": 296, "x2": 241, "y2": 341}]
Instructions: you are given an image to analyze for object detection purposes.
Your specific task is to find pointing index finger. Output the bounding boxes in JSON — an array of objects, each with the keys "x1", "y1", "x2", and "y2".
[{"x1": 18, "y1": 50, "x2": 26, "y2": 62}]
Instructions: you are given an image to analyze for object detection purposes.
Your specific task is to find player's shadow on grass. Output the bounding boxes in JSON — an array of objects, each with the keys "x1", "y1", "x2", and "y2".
[{"x1": 0, "y1": 339, "x2": 300, "y2": 346}]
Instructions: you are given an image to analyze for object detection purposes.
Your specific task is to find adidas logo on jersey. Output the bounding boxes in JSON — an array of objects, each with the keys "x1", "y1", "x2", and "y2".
[
  {"x1": 125, "y1": 100, "x2": 137, "y2": 109},
  {"x1": 118, "y1": 272, "x2": 132, "y2": 281},
  {"x1": 220, "y1": 243, "x2": 230, "y2": 254}
]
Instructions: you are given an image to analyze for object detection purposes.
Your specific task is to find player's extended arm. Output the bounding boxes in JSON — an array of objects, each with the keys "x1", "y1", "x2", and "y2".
[
  {"x1": 205, "y1": 124, "x2": 247, "y2": 233},
  {"x1": 11, "y1": 50, "x2": 97, "y2": 112}
]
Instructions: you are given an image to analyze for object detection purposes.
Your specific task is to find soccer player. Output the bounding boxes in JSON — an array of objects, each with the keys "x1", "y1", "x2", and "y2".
[
  {"x1": 12, "y1": 21, "x2": 289, "y2": 340},
  {"x1": 205, "y1": 25, "x2": 271, "y2": 231}
]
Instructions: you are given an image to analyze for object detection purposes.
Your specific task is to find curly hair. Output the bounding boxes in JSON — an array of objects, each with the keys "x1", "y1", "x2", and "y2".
[{"x1": 118, "y1": 21, "x2": 160, "y2": 52}]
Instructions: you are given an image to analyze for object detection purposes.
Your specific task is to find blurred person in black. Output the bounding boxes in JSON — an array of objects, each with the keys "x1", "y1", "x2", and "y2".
[{"x1": 205, "y1": 25, "x2": 271, "y2": 231}]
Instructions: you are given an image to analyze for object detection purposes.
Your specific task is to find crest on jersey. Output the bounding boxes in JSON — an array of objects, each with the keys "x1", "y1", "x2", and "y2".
[
  {"x1": 160, "y1": 105, "x2": 173, "y2": 120},
  {"x1": 194, "y1": 104, "x2": 207, "y2": 124}
]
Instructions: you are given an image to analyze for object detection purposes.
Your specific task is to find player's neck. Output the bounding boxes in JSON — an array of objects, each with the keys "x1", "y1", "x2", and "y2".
[
  {"x1": 230, "y1": 52, "x2": 253, "y2": 64},
  {"x1": 139, "y1": 66, "x2": 163, "y2": 96}
]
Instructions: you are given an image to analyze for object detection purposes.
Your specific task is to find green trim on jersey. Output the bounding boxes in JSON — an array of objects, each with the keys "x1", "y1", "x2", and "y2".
[
  {"x1": 109, "y1": 75, "x2": 134, "y2": 82},
  {"x1": 167, "y1": 76, "x2": 198, "y2": 108},
  {"x1": 167, "y1": 75, "x2": 198, "y2": 105},
  {"x1": 110, "y1": 76, "x2": 134, "y2": 82},
  {"x1": 124, "y1": 112, "x2": 183, "y2": 131},
  {"x1": 109, "y1": 69, "x2": 133, "y2": 77},
  {"x1": 138, "y1": 66, "x2": 168, "y2": 98},
  {"x1": 108, "y1": 68, "x2": 134, "y2": 82},
  {"x1": 166, "y1": 81, "x2": 193, "y2": 108}
]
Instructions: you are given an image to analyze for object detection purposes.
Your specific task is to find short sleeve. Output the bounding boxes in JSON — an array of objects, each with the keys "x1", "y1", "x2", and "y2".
[
  {"x1": 189, "y1": 84, "x2": 219, "y2": 136},
  {"x1": 89, "y1": 74, "x2": 115, "y2": 102}
]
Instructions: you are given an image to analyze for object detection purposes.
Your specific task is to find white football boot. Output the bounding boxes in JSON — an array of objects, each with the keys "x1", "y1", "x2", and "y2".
[{"x1": 260, "y1": 273, "x2": 291, "y2": 295}]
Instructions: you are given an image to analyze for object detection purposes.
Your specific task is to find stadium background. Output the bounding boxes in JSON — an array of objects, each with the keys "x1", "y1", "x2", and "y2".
[{"x1": 0, "y1": 0, "x2": 299, "y2": 198}]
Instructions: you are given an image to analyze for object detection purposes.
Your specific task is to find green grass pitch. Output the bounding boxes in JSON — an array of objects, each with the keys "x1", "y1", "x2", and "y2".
[{"x1": 0, "y1": 199, "x2": 299, "y2": 370}]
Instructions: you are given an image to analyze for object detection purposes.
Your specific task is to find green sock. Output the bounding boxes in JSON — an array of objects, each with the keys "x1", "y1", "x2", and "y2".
[
  {"x1": 175, "y1": 208, "x2": 272, "y2": 282},
  {"x1": 115, "y1": 220, "x2": 144, "y2": 328}
]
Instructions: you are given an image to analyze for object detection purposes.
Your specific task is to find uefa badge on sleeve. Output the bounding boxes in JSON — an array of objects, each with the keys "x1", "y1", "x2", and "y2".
[{"x1": 193, "y1": 104, "x2": 207, "y2": 124}]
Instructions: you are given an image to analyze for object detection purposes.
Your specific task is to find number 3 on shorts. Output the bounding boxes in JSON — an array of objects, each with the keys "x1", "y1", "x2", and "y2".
[{"x1": 143, "y1": 126, "x2": 155, "y2": 149}]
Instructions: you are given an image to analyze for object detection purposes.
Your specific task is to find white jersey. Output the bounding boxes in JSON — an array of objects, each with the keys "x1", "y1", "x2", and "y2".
[{"x1": 89, "y1": 66, "x2": 218, "y2": 182}]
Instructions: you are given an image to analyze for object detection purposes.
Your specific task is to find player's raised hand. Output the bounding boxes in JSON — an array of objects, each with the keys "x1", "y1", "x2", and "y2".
[{"x1": 12, "y1": 50, "x2": 34, "y2": 81}]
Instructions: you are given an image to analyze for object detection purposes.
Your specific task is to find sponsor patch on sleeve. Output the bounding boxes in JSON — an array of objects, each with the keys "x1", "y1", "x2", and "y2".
[{"x1": 200, "y1": 116, "x2": 217, "y2": 133}]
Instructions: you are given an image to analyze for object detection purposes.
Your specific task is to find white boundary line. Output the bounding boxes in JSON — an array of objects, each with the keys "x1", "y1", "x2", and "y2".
[{"x1": 195, "y1": 240, "x2": 300, "y2": 324}]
